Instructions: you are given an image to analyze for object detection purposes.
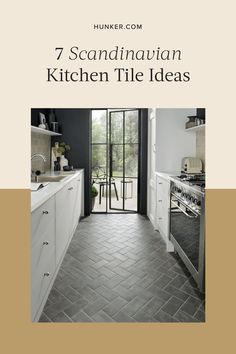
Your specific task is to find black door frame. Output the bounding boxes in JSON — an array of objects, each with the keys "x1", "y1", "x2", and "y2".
[
  {"x1": 90, "y1": 108, "x2": 148, "y2": 215},
  {"x1": 109, "y1": 109, "x2": 139, "y2": 212}
]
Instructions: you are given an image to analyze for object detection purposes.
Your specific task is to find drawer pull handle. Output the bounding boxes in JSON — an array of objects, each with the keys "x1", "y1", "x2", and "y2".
[
  {"x1": 77, "y1": 179, "x2": 80, "y2": 182},
  {"x1": 42, "y1": 210, "x2": 49, "y2": 214},
  {"x1": 43, "y1": 241, "x2": 49, "y2": 245},
  {"x1": 158, "y1": 200, "x2": 162, "y2": 202},
  {"x1": 68, "y1": 187, "x2": 73, "y2": 191},
  {"x1": 44, "y1": 272, "x2": 50, "y2": 277},
  {"x1": 158, "y1": 182, "x2": 163, "y2": 185},
  {"x1": 159, "y1": 217, "x2": 162, "y2": 220}
]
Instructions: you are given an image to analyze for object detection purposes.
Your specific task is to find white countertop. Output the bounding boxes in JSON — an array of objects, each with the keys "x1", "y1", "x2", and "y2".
[
  {"x1": 31, "y1": 169, "x2": 83, "y2": 212},
  {"x1": 155, "y1": 171, "x2": 180, "y2": 180}
]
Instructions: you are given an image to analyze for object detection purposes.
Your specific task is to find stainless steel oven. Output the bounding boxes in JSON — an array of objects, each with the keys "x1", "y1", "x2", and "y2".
[{"x1": 169, "y1": 178, "x2": 205, "y2": 292}]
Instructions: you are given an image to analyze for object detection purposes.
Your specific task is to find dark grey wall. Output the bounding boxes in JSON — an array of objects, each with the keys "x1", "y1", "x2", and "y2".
[
  {"x1": 52, "y1": 109, "x2": 91, "y2": 216},
  {"x1": 31, "y1": 108, "x2": 49, "y2": 126},
  {"x1": 197, "y1": 108, "x2": 205, "y2": 119},
  {"x1": 138, "y1": 109, "x2": 148, "y2": 215}
]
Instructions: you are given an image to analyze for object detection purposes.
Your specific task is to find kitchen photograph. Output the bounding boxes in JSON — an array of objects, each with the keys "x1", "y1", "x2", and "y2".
[{"x1": 31, "y1": 108, "x2": 205, "y2": 323}]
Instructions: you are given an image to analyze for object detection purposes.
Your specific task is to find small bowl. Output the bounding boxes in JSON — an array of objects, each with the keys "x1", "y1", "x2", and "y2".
[{"x1": 63, "y1": 166, "x2": 73, "y2": 171}]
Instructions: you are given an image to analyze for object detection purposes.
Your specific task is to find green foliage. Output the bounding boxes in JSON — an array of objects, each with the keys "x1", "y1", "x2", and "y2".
[
  {"x1": 57, "y1": 142, "x2": 71, "y2": 155},
  {"x1": 91, "y1": 110, "x2": 138, "y2": 178},
  {"x1": 91, "y1": 185, "x2": 98, "y2": 198}
]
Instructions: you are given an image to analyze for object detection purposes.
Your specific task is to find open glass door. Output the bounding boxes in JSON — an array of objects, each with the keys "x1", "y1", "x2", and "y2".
[
  {"x1": 109, "y1": 110, "x2": 139, "y2": 212},
  {"x1": 91, "y1": 110, "x2": 108, "y2": 213}
]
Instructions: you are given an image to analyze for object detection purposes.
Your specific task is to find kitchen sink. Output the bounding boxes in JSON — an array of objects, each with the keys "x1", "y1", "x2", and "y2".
[{"x1": 31, "y1": 175, "x2": 68, "y2": 183}]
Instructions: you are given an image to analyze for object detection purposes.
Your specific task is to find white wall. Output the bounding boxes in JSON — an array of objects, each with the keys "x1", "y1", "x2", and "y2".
[{"x1": 156, "y1": 108, "x2": 196, "y2": 172}]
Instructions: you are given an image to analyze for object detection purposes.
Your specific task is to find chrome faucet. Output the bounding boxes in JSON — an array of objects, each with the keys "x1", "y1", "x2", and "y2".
[{"x1": 31, "y1": 154, "x2": 47, "y2": 182}]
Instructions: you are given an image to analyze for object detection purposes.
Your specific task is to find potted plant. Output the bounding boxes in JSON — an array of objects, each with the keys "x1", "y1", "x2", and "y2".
[
  {"x1": 56, "y1": 142, "x2": 71, "y2": 156},
  {"x1": 91, "y1": 185, "x2": 98, "y2": 211}
]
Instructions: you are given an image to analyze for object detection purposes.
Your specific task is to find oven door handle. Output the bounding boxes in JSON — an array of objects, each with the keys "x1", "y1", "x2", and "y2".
[{"x1": 171, "y1": 200, "x2": 199, "y2": 219}]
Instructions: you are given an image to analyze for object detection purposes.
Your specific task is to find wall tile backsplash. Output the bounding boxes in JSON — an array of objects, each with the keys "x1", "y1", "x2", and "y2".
[
  {"x1": 31, "y1": 132, "x2": 51, "y2": 171},
  {"x1": 196, "y1": 129, "x2": 205, "y2": 171}
]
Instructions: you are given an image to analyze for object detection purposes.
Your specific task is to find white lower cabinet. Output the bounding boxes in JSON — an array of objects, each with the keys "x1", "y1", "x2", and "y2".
[
  {"x1": 31, "y1": 170, "x2": 84, "y2": 321},
  {"x1": 31, "y1": 196, "x2": 56, "y2": 320},
  {"x1": 73, "y1": 174, "x2": 83, "y2": 229},
  {"x1": 156, "y1": 175, "x2": 174, "y2": 252},
  {"x1": 55, "y1": 178, "x2": 78, "y2": 265},
  {"x1": 147, "y1": 108, "x2": 157, "y2": 227}
]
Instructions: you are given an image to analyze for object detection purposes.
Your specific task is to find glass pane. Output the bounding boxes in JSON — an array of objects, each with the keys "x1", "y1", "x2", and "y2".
[
  {"x1": 123, "y1": 178, "x2": 138, "y2": 212},
  {"x1": 111, "y1": 145, "x2": 123, "y2": 177},
  {"x1": 92, "y1": 110, "x2": 107, "y2": 143},
  {"x1": 110, "y1": 112, "x2": 123, "y2": 144},
  {"x1": 125, "y1": 144, "x2": 138, "y2": 177},
  {"x1": 92, "y1": 145, "x2": 107, "y2": 178},
  {"x1": 91, "y1": 144, "x2": 107, "y2": 213},
  {"x1": 125, "y1": 110, "x2": 139, "y2": 143},
  {"x1": 109, "y1": 177, "x2": 123, "y2": 210}
]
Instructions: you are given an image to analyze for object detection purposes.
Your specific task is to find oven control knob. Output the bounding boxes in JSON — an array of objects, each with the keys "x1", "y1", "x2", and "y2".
[
  {"x1": 177, "y1": 188, "x2": 181, "y2": 193},
  {"x1": 197, "y1": 200, "x2": 201, "y2": 206}
]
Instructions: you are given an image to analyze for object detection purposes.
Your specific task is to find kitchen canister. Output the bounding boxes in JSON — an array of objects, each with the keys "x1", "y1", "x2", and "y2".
[
  {"x1": 60, "y1": 155, "x2": 68, "y2": 171},
  {"x1": 50, "y1": 122, "x2": 59, "y2": 132}
]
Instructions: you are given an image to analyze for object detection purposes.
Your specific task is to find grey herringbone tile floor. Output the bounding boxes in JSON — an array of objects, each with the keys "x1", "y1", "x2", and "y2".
[{"x1": 39, "y1": 214, "x2": 205, "y2": 322}]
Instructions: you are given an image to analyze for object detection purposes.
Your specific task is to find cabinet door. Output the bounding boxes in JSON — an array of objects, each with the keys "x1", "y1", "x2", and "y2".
[
  {"x1": 32, "y1": 197, "x2": 55, "y2": 247},
  {"x1": 147, "y1": 108, "x2": 157, "y2": 227},
  {"x1": 155, "y1": 176, "x2": 174, "y2": 251},
  {"x1": 56, "y1": 183, "x2": 72, "y2": 264},
  {"x1": 32, "y1": 250, "x2": 55, "y2": 320},
  {"x1": 56, "y1": 178, "x2": 79, "y2": 265},
  {"x1": 31, "y1": 196, "x2": 56, "y2": 320},
  {"x1": 156, "y1": 176, "x2": 168, "y2": 230},
  {"x1": 72, "y1": 174, "x2": 82, "y2": 230},
  {"x1": 68, "y1": 178, "x2": 80, "y2": 238}
]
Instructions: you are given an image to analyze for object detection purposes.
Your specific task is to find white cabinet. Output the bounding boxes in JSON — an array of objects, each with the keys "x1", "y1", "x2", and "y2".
[
  {"x1": 72, "y1": 174, "x2": 83, "y2": 230},
  {"x1": 31, "y1": 170, "x2": 84, "y2": 321},
  {"x1": 55, "y1": 173, "x2": 84, "y2": 265},
  {"x1": 147, "y1": 108, "x2": 197, "y2": 250},
  {"x1": 147, "y1": 108, "x2": 157, "y2": 227},
  {"x1": 55, "y1": 178, "x2": 78, "y2": 265},
  {"x1": 156, "y1": 175, "x2": 174, "y2": 252},
  {"x1": 31, "y1": 196, "x2": 56, "y2": 320}
]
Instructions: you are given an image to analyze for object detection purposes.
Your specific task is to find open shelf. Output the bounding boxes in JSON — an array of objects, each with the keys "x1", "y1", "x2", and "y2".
[
  {"x1": 185, "y1": 124, "x2": 205, "y2": 132},
  {"x1": 31, "y1": 125, "x2": 62, "y2": 136}
]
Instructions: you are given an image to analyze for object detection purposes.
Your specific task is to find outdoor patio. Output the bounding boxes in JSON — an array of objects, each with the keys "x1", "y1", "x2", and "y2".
[{"x1": 92, "y1": 178, "x2": 138, "y2": 212}]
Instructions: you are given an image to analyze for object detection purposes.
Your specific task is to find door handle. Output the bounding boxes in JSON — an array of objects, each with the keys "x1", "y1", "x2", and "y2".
[{"x1": 171, "y1": 201, "x2": 198, "y2": 218}]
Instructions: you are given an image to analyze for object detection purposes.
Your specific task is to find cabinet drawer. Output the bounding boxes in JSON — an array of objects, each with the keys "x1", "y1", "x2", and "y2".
[
  {"x1": 156, "y1": 196, "x2": 168, "y2": 216},
  {"x1": 32, "y1": 232, "x2": 55, "y2": 274},
  {"x1": 32, "y1": 253, "x2": 55, "y2": 320},
  {"x1": 32, "y1": 197, "x2": 55, "y2": 246},
  {"x1": 158, "y1": 216, "x2": 169, "y2": 238},
  {"x1": 156, "y1": 176, "x2": 170, "y2": 239},
  {"x1": 156, "y1": 177, "x2": 169, "y2": 197}
]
